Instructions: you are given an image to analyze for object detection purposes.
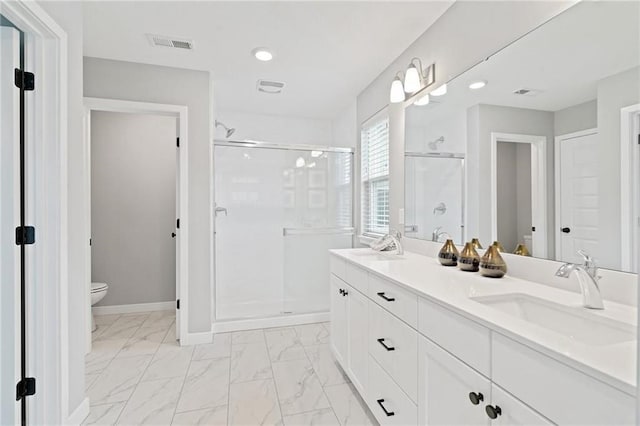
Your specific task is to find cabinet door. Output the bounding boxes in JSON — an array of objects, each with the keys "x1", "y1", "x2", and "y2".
[
  {"x1": 346, "y1": 285, "x2": 368, "y2": 394},
  {"x1": 418, "y1": 335, "x2": 490, "y2": 426},
  {"x1": 330, "y1": 275, "x2": 348, "y2": 365},
  {"x1": 490, "y1": 385, "x2": 553, "y2": 426}
]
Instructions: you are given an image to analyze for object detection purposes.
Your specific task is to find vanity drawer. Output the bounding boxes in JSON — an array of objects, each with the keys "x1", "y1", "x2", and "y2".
[
  {"x1": 418, "y1": 297, "x2": 490, "y2": 377},
  {"x1": 369, "y1": 301, "x2": 418, "y2": 402},
  {"x1": 330, "y1": 255, "x2": 347, "y2": 281},
  {"x1": 368, "y1": 274, "x2": 418, "y2": 328},
  {"x1": 367, "y1": 355, "x2": 417, "y2": 426},
  {"x1": 345, "y1": 262, "x2": 368, "y2": 294},
  {"x1": 492, "y1": 333, "x2": 635, "y2": 426}
]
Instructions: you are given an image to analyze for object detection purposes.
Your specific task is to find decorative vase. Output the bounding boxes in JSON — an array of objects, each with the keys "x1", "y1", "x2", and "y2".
[
  {"x1": 513, "y1": 243, "x2": 531, "y2": 257},
  {"x1": 438, "y1": 239, "x2": 459, "y2": 266},
  {"x1": 492, "y1": 241, "x2": 505, "y2": 253},
  {"x1": 480, "y1": 244, "x2": 507, "y2": 278},
  {"x1": 458, "y1": 242, "x2": 480, "y2": 272},
  {"x1": 470, "y1": 238, "x2": 483, "y2": 250}
]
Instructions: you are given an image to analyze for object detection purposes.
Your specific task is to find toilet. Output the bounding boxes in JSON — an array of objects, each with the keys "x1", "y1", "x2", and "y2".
[{"x1": 90, "y1": 282, "x2": 109, "y2": 332}]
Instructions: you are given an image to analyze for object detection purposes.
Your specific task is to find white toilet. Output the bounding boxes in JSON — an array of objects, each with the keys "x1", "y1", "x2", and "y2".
[{"x1": 91, "y1": 282, "x2": 109, "y2": 332}]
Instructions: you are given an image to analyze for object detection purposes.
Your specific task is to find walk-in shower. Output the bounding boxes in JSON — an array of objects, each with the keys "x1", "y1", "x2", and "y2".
[{"x1": 213, "y1": 140, "x2": 354, "y2": 326}]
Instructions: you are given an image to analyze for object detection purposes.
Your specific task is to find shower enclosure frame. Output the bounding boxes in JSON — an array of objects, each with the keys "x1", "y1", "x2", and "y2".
[
  {"x1": 404, "y1": 151, "x2": 466, "y2": 243},
  {"x1": 212, "y1": 139, "x2": 355, "y2": 332}
]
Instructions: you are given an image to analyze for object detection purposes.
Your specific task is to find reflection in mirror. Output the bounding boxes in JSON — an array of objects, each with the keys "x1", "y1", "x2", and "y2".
[{"x1": 404, "y1": 1, "x2": 640, "y2": 272}]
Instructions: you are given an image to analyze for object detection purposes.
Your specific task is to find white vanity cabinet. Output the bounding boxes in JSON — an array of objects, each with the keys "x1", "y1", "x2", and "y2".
[
  {"x1": 329, "y1": 272, "x2": 369, "y2": 394},
  {"x1": 329, "y1": 252, "x2": 635, "y2": 426}
]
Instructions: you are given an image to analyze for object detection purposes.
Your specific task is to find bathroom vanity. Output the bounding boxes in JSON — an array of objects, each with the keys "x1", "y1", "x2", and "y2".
[{"x1": 329, "y1": 249, "x2": 636, "y2": 425}]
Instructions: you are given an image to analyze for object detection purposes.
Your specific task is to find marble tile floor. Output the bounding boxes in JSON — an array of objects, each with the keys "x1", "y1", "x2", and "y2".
[{"x1": 85, "y1": 311, "x2": 378, "y2": 426}]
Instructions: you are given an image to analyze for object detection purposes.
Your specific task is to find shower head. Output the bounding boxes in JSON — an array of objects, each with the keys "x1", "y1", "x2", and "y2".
[
  {"x1": 428, "y1": 136, "x2": 445, "y2": 151},
  {"x1": 215, "y1": 120, "x2": 236, "y2": 138}
]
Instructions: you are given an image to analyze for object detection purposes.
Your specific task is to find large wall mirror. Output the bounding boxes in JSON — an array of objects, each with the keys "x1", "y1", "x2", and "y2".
[{"x1": 404, "y1": 1, "x2": 640, "y2": 273}]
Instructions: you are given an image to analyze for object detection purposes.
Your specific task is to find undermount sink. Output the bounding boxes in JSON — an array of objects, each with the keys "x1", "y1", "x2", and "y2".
[
  {"x1": 471, "y1": 293, "x2": 636, "y2": 346},
  {"x1": 350, "y1": 251, "x2": 405, "y2": 261}
]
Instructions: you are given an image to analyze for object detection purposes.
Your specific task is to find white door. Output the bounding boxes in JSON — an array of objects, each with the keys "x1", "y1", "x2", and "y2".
[
  {"x1": 491, "y1": 384, "x2": 553, "y2": 426},
  {"x1": 330, "y1": 275, "x2": 348, "y2": 365},
  {"x1": 346, "y1": 285, "x2": 368, "y2": 395},
  {"x1": 418, "y1": 335, "x2": 490, "y2": 426},
  {"x1": 0, "y1": 25, "x2": 22, "y2": 424},
  {"x1": 557, "y1": 130, "x2": 599, "y2": 264}
]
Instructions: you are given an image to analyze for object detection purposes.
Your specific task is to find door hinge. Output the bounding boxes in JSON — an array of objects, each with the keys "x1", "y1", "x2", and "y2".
[
  {"x1": 176, "y1": 219, "x2": 180, "y2": 229},
  {"x1": 176, "y1": 299, "x2": 180, "y2": 310},
  {"x1": 531, "y1": 226, "x2": 536, "y2": 232},
  {"x1": 176, "y1": 137, "x2": 180, "y2": 148},
  {"x1": 14, "y1": 69, "x2": 35, "y2": 91},
  {"x1": 15, "y1": 226, "x2": 35, "y2": 245},
  {"x1": 16, "y1": 378, "x2": 36, "y2": 401}
]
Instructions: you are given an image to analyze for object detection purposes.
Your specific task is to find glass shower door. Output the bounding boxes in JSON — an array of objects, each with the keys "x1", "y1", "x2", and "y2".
[{"x1": 214, "y1": 144, "x2": 353, "y2": 321}]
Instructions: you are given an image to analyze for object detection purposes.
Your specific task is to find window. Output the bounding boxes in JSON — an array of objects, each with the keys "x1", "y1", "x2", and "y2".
[{"x1": 361, "y1": 111, "x2": 389, "y2": 236}]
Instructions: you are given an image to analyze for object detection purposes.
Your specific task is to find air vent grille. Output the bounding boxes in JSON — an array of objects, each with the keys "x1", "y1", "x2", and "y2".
[
  {"x1": 513, "y1": 88, "x2": 543, "y2": 97},
  {"x1": 147, "y1": 34, "x2": 194, "y2": 50},
  {"x1": 257, "y1": 79, "x2": 285, "y2": 94}
]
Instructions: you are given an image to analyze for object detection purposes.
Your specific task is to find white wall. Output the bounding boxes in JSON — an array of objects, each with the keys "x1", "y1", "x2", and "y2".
[
  {"x1": 91, "y1": 111, "x2": 177, "y2": 306},
  {"x1": 215, "y1": 109, "x2": 334, "y2": 146},
  {"x1": 467, "y1": 104, "x2": 555, "y2": 254},
  {"x1": 84, "y1": 57, "x2": 213, "y2": 333},
  {"x1": 355, "y1": 0, "x2": 574, "y2": 238},
  {"x1": 554, "y1": 99, "x2": 597, "y2": 136},
  {"x1": 331, "y1": 100, "x2": 358, "y2": 149},
  {"x1": 36, "y1": 0, "x2": 86, "y2": 416},
  {"x1": 597, "y1": 66, "x2": 640, "y2": 269}
]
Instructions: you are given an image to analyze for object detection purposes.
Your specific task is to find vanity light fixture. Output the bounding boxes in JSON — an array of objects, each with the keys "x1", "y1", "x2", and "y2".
[
  {"x1": 311, "y1": 150, "x2": 324, "y2": 158},
  {"x1": 431, "y1": 83, "x2": 447, "y2": 96},
  {"x1": 390, "y1": 62, "x2": 436, "y2": 103},
  {"x1": 295, "y1": 157, "x2": 306, "y2": 168},
  {"x1": 252, "y1": 47, "x2": 273, "y2": 61},
  {"x1": 414, "y1": 93, "x2": 430, "y2": 106},
  {"x1": 389, "y1": 72, "x2": 406, "y2": 103},
  {"x1": 469, "y1": 80, "x2": 487, "y2": 90}
]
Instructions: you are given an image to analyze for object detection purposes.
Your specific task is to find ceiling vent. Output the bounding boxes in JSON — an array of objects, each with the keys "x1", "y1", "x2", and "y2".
[
  {"x1": 513, "y1": 88, "x2": 543, "y2": 97},
  {"x1": 257, "y1": 79, "x2": 285, "y2": 94},
  {"x1": 147, "y1": 34, "x2": 194, "y2": 50}
]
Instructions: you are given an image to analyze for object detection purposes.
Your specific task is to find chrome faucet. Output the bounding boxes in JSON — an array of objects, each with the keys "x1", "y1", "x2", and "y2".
[
  {"x1": 432, "y1": 226, "x2": 448, "y2": 242},
  {"x1": 388, "y1": 229, "x2": 404, "y2": 255},
  {"x1": 555, "y1": 250, "x2": 604, "y2": 309}
]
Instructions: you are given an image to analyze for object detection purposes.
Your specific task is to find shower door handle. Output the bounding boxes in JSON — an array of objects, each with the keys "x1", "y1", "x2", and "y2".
[{"x1": 215, "y1": 207, "x2": 228, "y2": 217}]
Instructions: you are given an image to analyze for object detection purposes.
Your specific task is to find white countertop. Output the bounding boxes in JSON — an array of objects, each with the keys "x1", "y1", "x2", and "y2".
[{"x1": 330, "y1": 248, "x2": 638, "y2": 396}]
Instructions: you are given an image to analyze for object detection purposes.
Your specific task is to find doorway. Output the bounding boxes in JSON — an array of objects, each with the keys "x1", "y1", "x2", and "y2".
[
  {"x1": 490, "y1": 132, "x2": 548, "y2": 257},
  {"x1": 554, "y1": 129, "x2": 599, "y2": 265},
  {"x1": 83, "y1": 98, "x2": 188, "y2": 348}
]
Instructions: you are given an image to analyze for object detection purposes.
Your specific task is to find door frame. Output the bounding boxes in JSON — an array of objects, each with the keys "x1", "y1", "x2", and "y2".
[
  {"x1": 554, "y1": 128, "x2": 598, "y2": 262},
  {"x1": 620, "y1": 104, "x2": 640, "y2": 272},
  {"x1": 490, "y1": 132, "x2": 548, "y2": 257},
  {"x1": 83, "y1": 97, "x2": 189, "y2": 348},
  {"x1": 0, "y1": 1, "x2": 69, "y2": 423}
]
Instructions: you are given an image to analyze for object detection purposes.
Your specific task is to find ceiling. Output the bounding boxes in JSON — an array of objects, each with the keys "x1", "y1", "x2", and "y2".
[
  {"x1": 82, "y1": 1, "x2": 454, "y2": 120},
  {"x1": 407, "y1": 1, "x2": 640, "y2": 122}
]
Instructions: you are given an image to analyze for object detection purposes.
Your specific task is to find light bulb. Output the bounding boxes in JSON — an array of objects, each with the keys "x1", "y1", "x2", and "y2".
[
  {"x1": 389, "y1": 77, "x2": 406, "y2": 103},
  {"x1": 404, "y1": 64, "x2": 421, "y2": 94},
  {"x1": 431, "y1": 84, "x2": 447, "y2": 96},
  {"x1": 414, "y1": 93, "x2": 430, "y2": 106},
  {"x1": 295, "y1": 157, "x2": 305, "y2": 168}
]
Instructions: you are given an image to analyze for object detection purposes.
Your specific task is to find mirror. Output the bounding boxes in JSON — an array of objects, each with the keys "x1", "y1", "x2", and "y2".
[{"x1": 405, "y1": 1, "x2": 640, "y2": 272}]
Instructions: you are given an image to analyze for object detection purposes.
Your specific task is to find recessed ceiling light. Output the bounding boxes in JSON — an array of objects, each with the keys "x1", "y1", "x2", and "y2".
[
  {"x1": 469, "y1": 80, "x2": 487, "y2": 90},
  {"x1": 430, "y1": 84, "x2": 447, "y2": 96},
  {"x1": 252, "y1": 47, "x2": 273, "y2": 61}
]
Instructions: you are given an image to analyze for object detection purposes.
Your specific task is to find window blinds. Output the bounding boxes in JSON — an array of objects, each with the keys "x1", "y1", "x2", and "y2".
[{"x1": 361, "y1": 113, "x2": 390, "y2": 236}]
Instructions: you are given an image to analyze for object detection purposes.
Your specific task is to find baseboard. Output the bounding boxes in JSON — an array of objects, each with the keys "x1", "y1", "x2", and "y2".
[
  {"x1": 92, "y1": 301, "x2": 174, "y2": 315},
  {"x1": 65, "y1": 397, "x2": 89, "y2": 426},
  {"x1": 212, "y1": 311, "x2": 329, "y2": 333},
  {"x1": 181, "y1": 330, "x2": 213, "y2": 346}
]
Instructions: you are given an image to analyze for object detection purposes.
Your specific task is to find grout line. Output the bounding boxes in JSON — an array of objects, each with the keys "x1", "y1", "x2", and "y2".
[{"x1": 263, "y1": 329, "x2": 285, "y2": 425}]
